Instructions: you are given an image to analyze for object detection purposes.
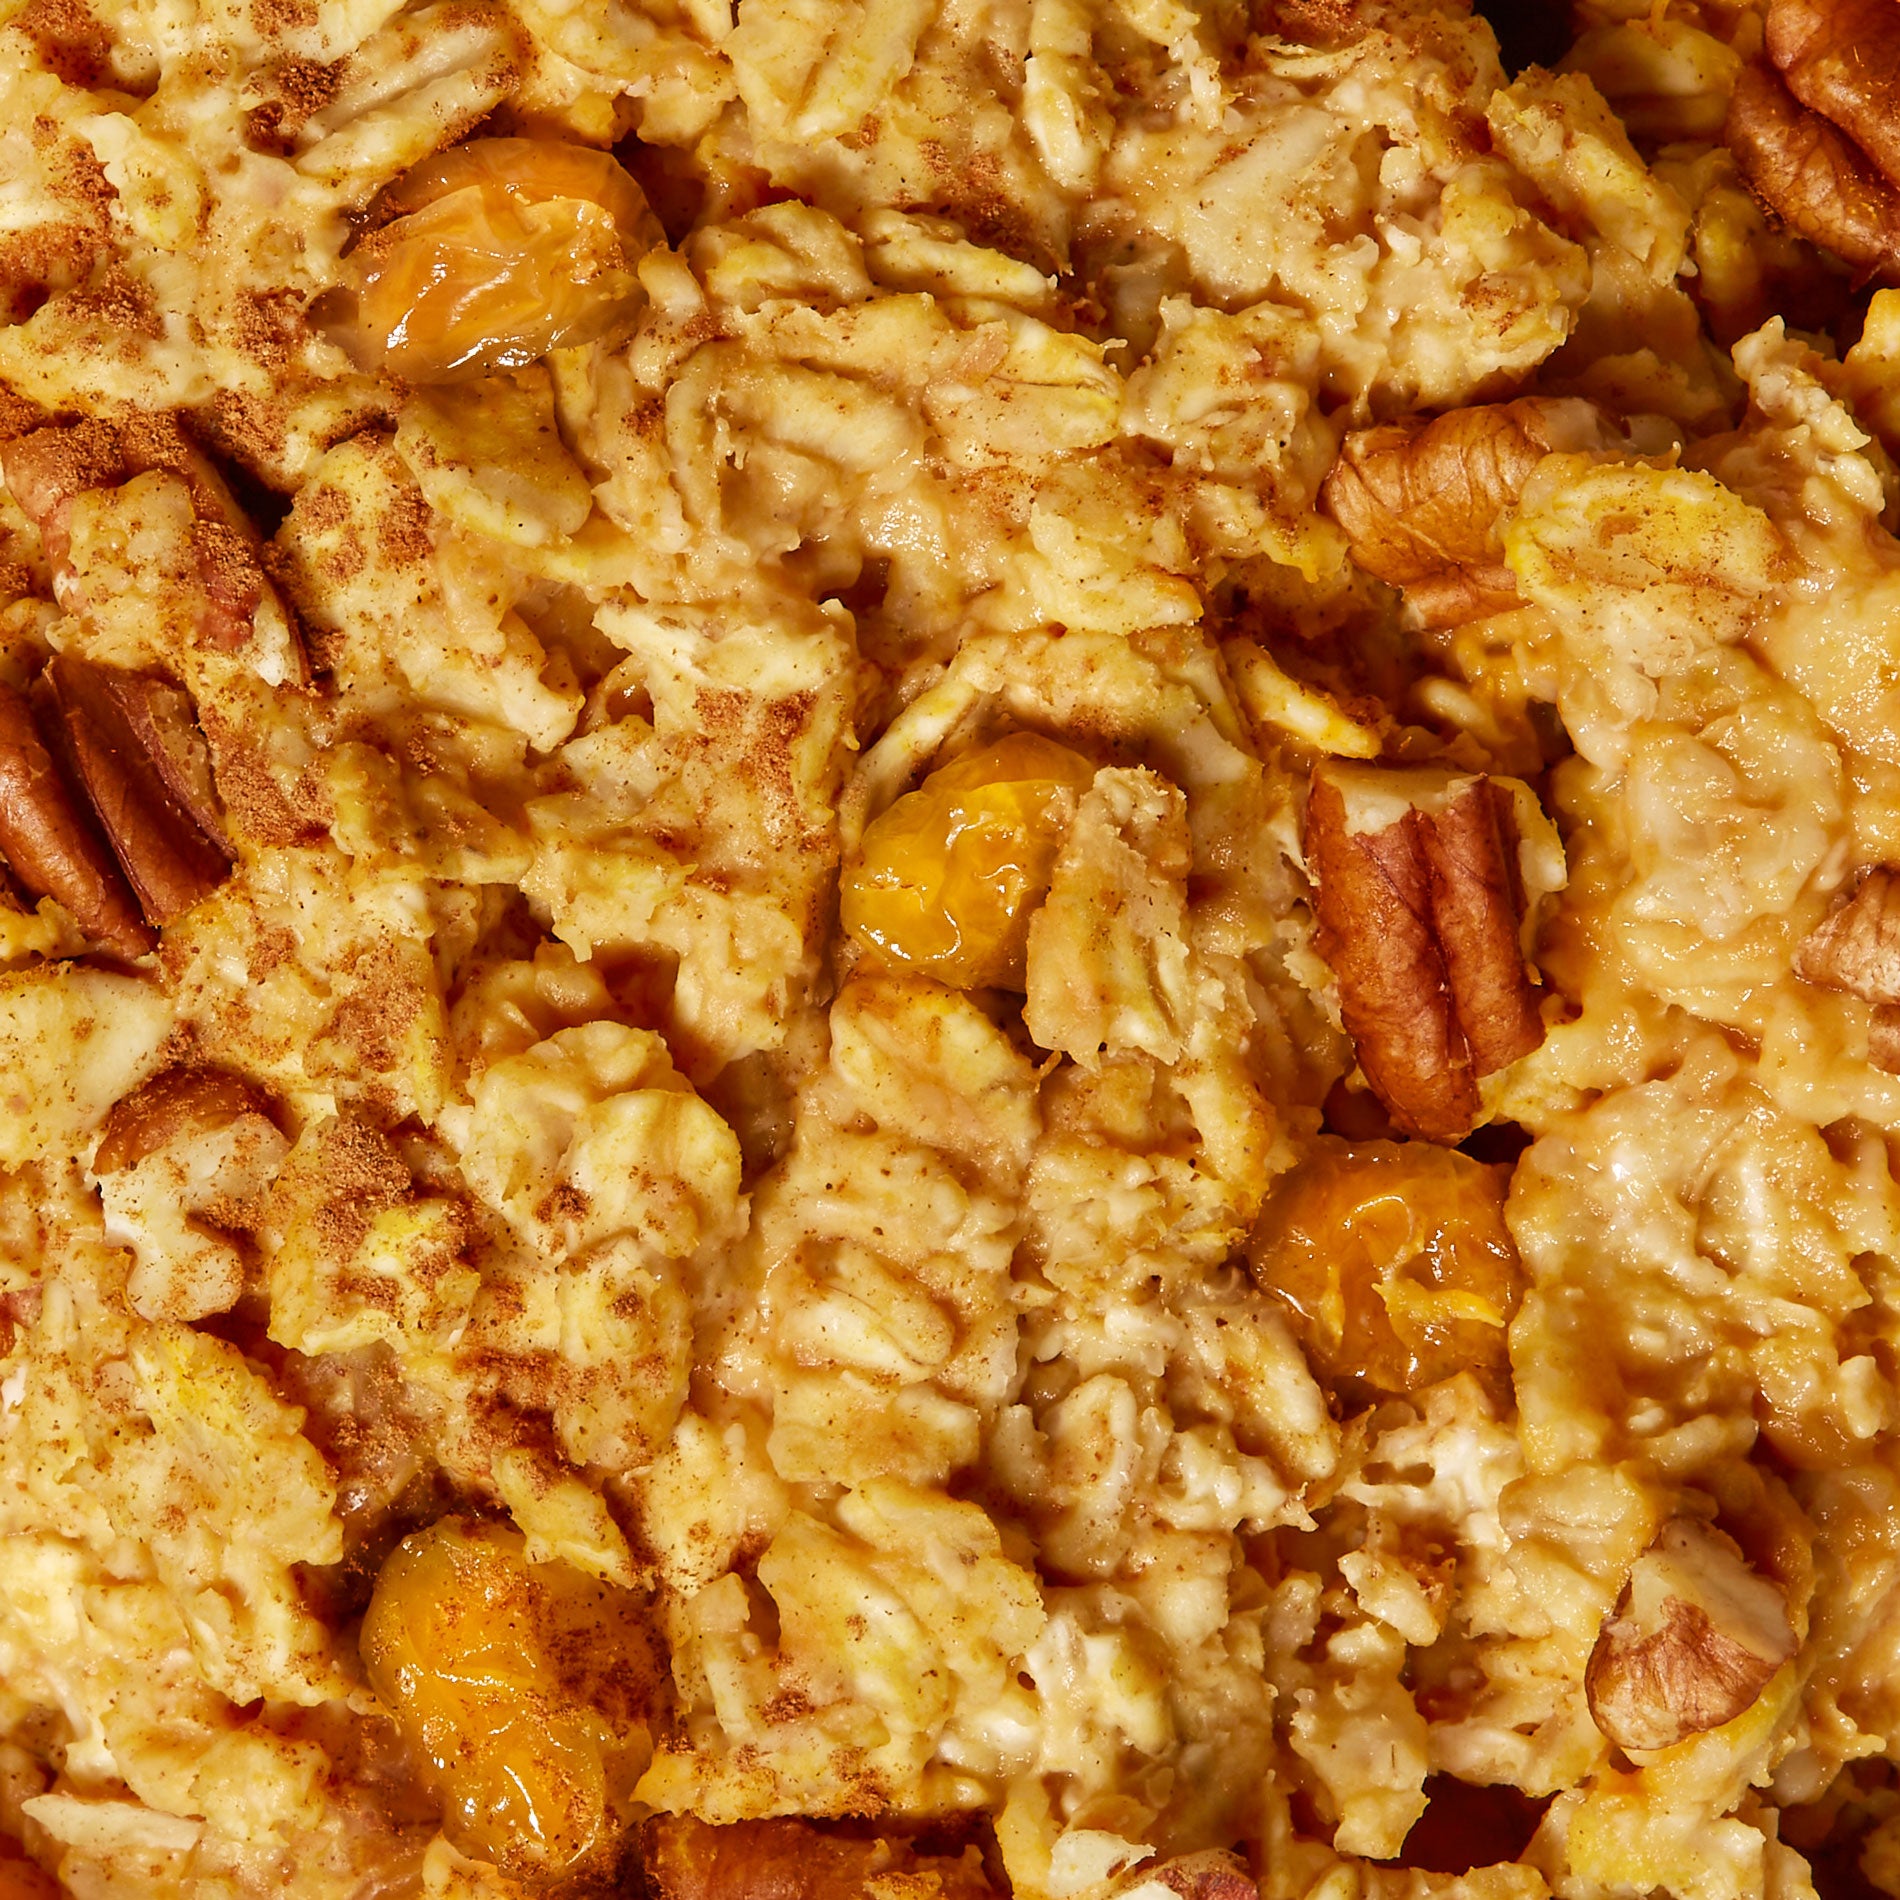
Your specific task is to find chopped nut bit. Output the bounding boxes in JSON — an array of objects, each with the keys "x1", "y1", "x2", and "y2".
[
  {"x1": 1767, "y1": 0, "x2": 1900, "y2": 198},
  {"x1": 1726, "y1": 64, "x2": 1900, "y2": 281},
  {"x1": 1, "y1": 413, "x2": 232, "y2": 563},
  {"x1": 46, "y1": 654, "x2": 232, "y2": 926},
  {"x1": 1794, "y1": 866, "x2": 1900, "y2": 1071},
  {"x1": 0, "y1": 682, "x2": 150, "y2": 958},
  {"x1": 1116, "y1": 1850, "x2": 1260, "y2": 1900},
  {"x1": 0, "y1": 415, "x2": 307, "y2": 673},
  {"x1": 94, "y1": 1064, "x2": 274, "y2": 1177},
  {"x1": 641, "y1": 1815, "x2": 1001, "y2": 1900},
  {"x1": 1586, "y1": 1519, "x2": 1797, "y2": 1752},
  {"x1": 1320, "y1": 399, "x2": 1612, "y2": 627},
  {"x1": 1306, "y1": 763, "x2": 1546, "y2": 1144}
]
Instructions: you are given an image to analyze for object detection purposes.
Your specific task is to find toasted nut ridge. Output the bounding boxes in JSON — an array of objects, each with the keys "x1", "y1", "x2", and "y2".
[
  {"x1": 1120, "y1": 1852, "x2": 1260, "y2": 1900},
  {"x1": 46, "y1": 654, "x2": 232, "y2": 926},
  {"x1": 1586, "y1": 1519, "x2": 1796, "y2": 1752},
  {"x1": 1726, "y1": 64, "x2": 1900, "y2": 281},
  {"x1": 1321, "y1": 399, "x2": 1611, "y2": 627},
  {"x1": 0, "y1": 683, "x2": 150, "y2": 958},
  {"x1": 1766, "y1": 0, "x2": 1900, "y2": 195},
  {"x1": 94, "y1": 1065, "x2": 275, "y2": 1177},
  {"x1": 641, "y1": 1814, "x2": 1003, "y2": 1900},
  {"x1": 1794, "y1": 866, "x2": 1900, "y2": 1071},
  {"x1": 1306, "y1": 764, "x2": 1545, "y2": 1143}
]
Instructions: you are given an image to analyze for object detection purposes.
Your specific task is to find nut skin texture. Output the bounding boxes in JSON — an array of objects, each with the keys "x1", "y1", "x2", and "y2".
[
  {"x1": 641, "y1": 1815, "x2": 1003, "y2": 1900},
  {"x1": 1310, "y1": 777, "x2": 1478, "y2": 1143},
  {"x1": 0, "y1": 683, "x2": 151, "y2": 958},
  {"x1": 1306, "y1": 769, "x2": 1544, "y2": 1144},
  {"x1": 1137, "y1": 1855, "x2": 1260, "y2": 1900},
  {"x1": 46, "y1": 654, "x2": 232, "y2": 926},
  {"x1": 0, "y1": 417, "x2": 307, "y2": 674},
  {"x1": 1727, "y1": 63, "x2": 1900, "y2": 280},
  {"x1": 1321, "y1": 400, "x2": 1601, "y2": 627},
  {"x1": 1794, "y1": 866, "x2": 1900, "y2": 1070},
  {"x1": 1424, "y1": 783, "x2": 1543, "y2": 1078},
  {"x1": 93, "y1": 1065, "x2": 274, "y2": 1176},
  {"x1": 1767, "y1": 0, "x2": 1900, "y2": 196},
  {"x1": 0, "y1": 1854, "x2": 57, "y2": 1900},
  {"x1": 1586, "y1": 1520, "x2": 1797, "y2": 1753}
]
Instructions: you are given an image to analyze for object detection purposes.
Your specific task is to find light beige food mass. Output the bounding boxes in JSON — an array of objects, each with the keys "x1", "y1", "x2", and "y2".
[{"x1": 0, "y1": 0, "x2": 1896, "y2": 1895}]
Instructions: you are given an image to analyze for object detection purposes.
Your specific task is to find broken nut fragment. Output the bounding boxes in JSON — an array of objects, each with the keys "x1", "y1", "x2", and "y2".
[
  {"x1": 1586, "y1": 1519, "x2": 1797, "y2": 1752},
  {"x1": 46, "y1": 654, "x2": 232, "y2": 926},
  {"x1": 1726, "y1": 65, "x2": 1900, "y2": 281},
  {"x1": 1115, "y1": 1851, "x2": 1260, "y2": 1900},
  {"x1": 0, "y1": 682, "x2": 150, "y2": 958},
  {"x1": 642, "y1": 1813, "x2": 1001, "y2": 1900},
  {"x1": 1306, "y1": 763, "x2": 1547, "y2": 1144},
  {"x1": 0, "y1": 415, "x2": 307, "y2": 677},
  {"x1": 1767, "y1": 0, "x2": 1900, "y2": 198},
  {"x1": 93, "y1": 1064, "x2": 275, "y2": 1177},
  {"x1": 1728, "y1": 0, "x2": 1900, "y2": 284},
  {"x1": 1320, "y1": 399, "x2": 1612, "y2": 627},
  {"x1": 94, "y1": 1064, "x2": 287, "y2": 1322},
  {"x1": 1793, "y1": 866, "x2": 1900, "y2": 1070}
]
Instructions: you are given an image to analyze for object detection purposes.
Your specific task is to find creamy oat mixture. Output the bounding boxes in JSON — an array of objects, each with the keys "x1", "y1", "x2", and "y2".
[{"x1": 0, "y1": 0, "x2": 1896, "y2": 1894}]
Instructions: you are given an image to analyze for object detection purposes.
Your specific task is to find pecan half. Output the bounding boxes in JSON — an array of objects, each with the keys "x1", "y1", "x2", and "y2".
[
  {"x1": 1794, "y1": 866, "x2": 1900, "y2": 1069},
  {"x1": 0, "y1": 682, "x2": 149, "y2": 958},
  {"x1": 1320, "y1": 399, "x2": 1612, "y2": 628},
  {"x1": 1306, "y1": 764, "x2": 1546, "y2": 1143},
  {"x1": 1586, "y1": 1519, "x2": 1796, "y2": 1752},
  {"x1": 46, "y1": 654, "x2": 232, "y2": 925},
  {"x1": 1726, "y1": 64, "x2": 1900, "y2": 280}
]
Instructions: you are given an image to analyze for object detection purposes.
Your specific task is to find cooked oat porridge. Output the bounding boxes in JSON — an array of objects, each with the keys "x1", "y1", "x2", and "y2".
[{"x1": 0, "y1": 0, "x2": 1897, "y2": 1893}]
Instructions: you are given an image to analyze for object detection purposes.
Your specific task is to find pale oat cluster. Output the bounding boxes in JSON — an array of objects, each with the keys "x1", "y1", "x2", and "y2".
[{"x1": 0, "y1": 0, "x2": 1897, "y2": 1895}]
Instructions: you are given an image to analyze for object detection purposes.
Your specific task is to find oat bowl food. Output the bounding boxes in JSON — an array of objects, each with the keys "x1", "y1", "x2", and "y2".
[{"x1": 7, "y1": 0, "x2": 1900, "y2": 1892}]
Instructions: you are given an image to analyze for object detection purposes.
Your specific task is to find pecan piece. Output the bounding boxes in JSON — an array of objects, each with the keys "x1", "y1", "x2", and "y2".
[
  {"x1": 1306, "y1": 764, "x2": 1546, "y2": 1144},
  {"x1": 1586, "y1": 1519, "x2": 1796, "y2": 1752},
  {"x1": 1, "y1": 414, "x2": 233, "y2": 565},
  {"x1": 1767, "y1": 0, "x2": 1900, "y2": 196},
  {"x1": 1321, "y1": 399, "x2": 1611, "y2": 628},
  {"x1": 94, "y1": 1064, "x2": 273, "y2": 1176},
  {"x1": 0, "y1": 682, "x2": 149, "y2": 957},
  {"x1": 1116, "y1": 1850, "x2": 1259, "y2": 1900},
  {"x1": 94, "y1": 1064, "x2": 287, "y2": 1322},
  {"x1": 1726, "y1": 64, "x2": 1900, "y2": 280},
  {"x1": 0, "y1": 415, "x2": 307, "y2": 675},
  {"x1": 641, "y1": 1816, "x2": 1001, "y2": 1900},
  {"x1": 46, "y1": 654, "x2": 232, "y2": 925},
  {"x1": 1794, "y1": 866, "x2": 1900, "y2": 1069}
]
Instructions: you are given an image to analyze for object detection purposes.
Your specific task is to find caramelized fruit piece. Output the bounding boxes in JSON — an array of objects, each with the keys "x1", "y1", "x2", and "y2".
[
  {"x1": 1247, "y1": 1138, "x2": 1524, "y2": 1396},
  {"x1": 842, "y1": 733, "x2": 1096, "y2": 990},
  {"x1": 326, "y1": 138, "x2": 663, "y2": 384},
  {"x1": 374, "y1": 139, "x2": 662, "y2": 240},
  {"x1": 360, "y1": 1519, "x2": 660, "y2": 1879}
]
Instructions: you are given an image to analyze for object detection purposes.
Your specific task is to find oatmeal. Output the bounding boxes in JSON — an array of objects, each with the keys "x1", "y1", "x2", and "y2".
[{"x1": 0, "y1": 0, "x2": 1893, "y2": 1895}]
